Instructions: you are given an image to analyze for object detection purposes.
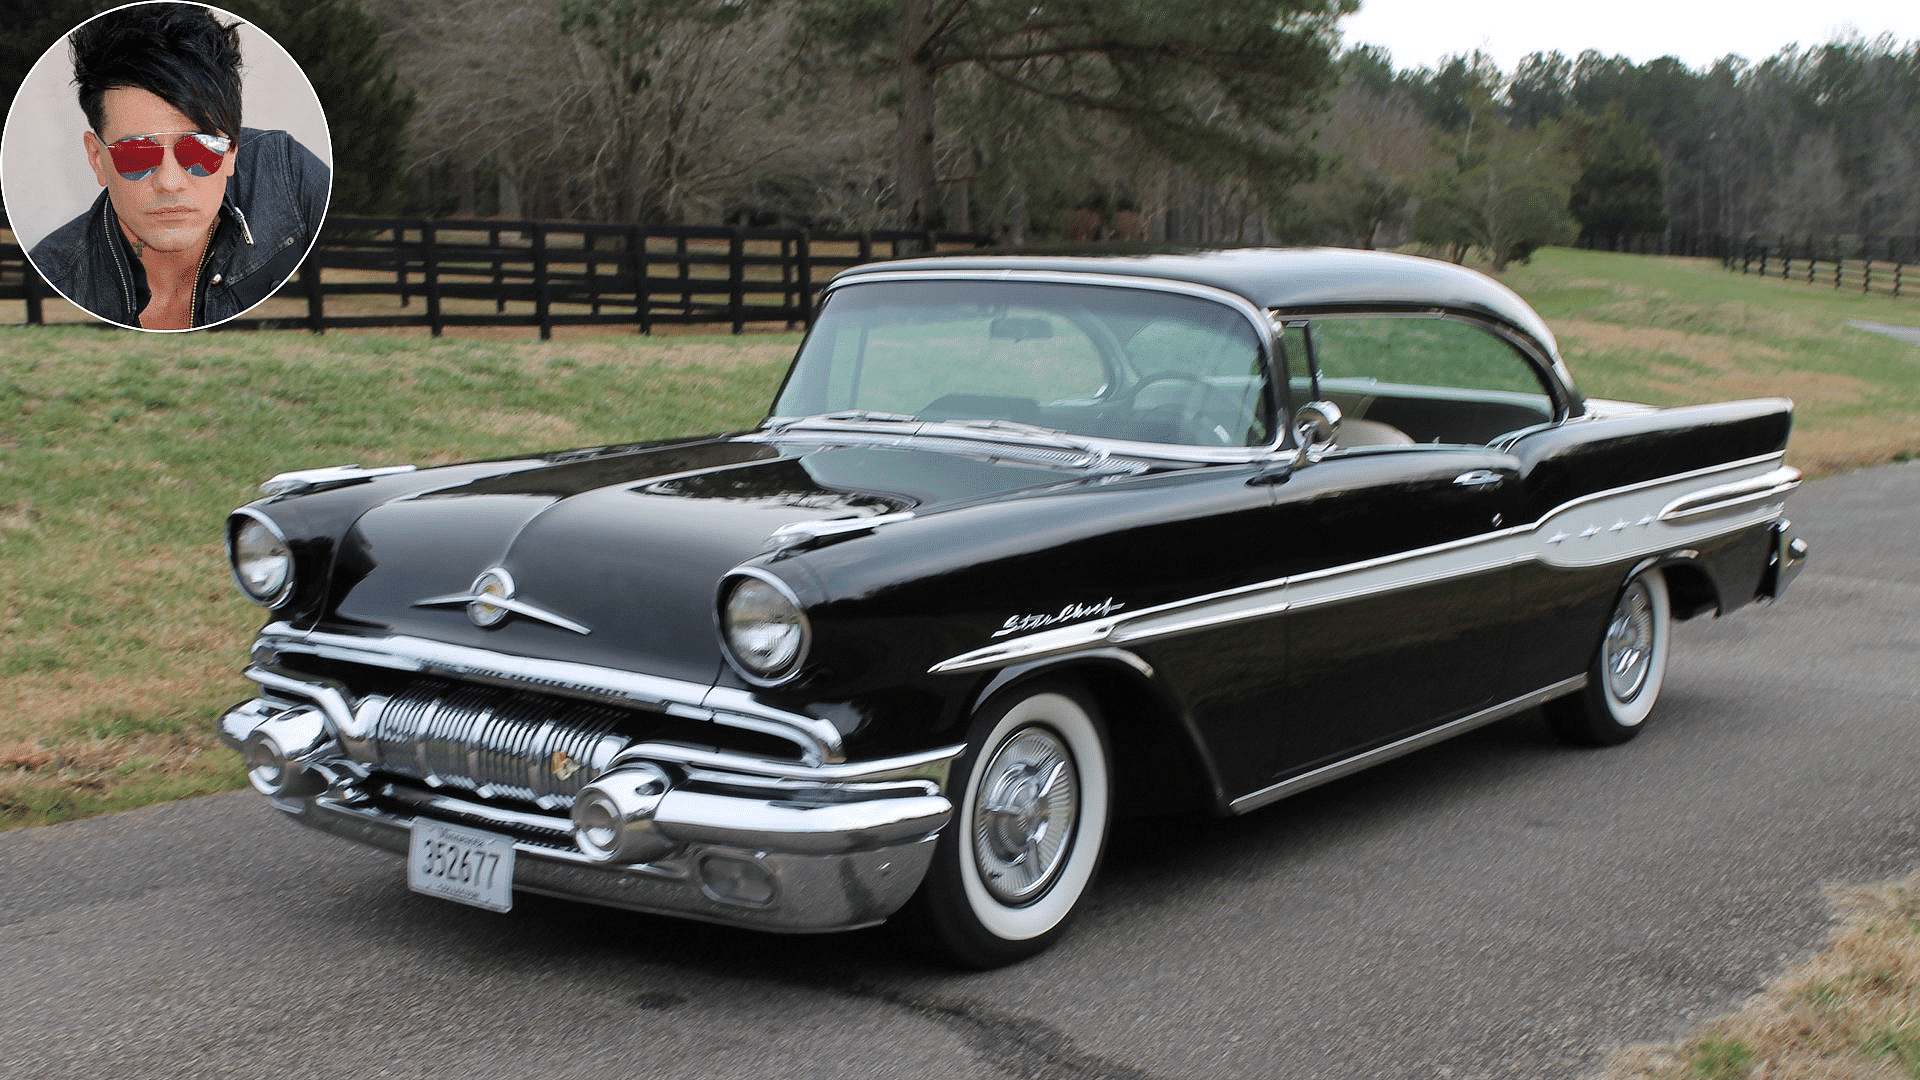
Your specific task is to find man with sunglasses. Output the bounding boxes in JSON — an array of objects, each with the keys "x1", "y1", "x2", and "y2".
[{"x1": 27, "y1": 3, "x2": 330, "y2": 330}]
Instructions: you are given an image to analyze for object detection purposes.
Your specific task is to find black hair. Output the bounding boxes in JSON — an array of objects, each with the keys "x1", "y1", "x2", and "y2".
[{"x1": 71, "y1": 3, "x2": 243, "y2": 141}]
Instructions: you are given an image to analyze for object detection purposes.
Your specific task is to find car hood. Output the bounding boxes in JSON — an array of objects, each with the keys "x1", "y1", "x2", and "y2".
[{"x1": 323, "y1": 435, "x2": 1098, "y2": 683}]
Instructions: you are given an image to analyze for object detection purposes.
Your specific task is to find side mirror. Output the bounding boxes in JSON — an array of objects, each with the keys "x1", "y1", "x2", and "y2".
[{"x1": 1293, "y1": 400, "x2": 1343, "y2": 454}]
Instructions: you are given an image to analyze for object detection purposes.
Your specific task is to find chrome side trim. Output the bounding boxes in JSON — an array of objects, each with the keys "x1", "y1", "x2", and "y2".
[
  {"x1": 931, "y1": 452, "x2": 1791, "y2": 675},
  {"x1": 1659, "y1": 466, "x2": 1803, "y2": 523},
  {"x1": 1228, "y1": 676, "x2": 1586, "y2": 814},
  {"x1": 252, "y1": 624, "x2": 845, "y2": 763}
]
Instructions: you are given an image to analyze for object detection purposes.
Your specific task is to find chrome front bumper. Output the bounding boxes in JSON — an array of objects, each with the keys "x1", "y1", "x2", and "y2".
[{"x1": 218, "y1": 648, "x2": 961, "y2": 934}]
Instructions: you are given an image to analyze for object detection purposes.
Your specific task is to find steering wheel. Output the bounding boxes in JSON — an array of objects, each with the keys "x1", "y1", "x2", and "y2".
[{"x1": 1118, "y1": 371, "x2": 1204, "y2": 409}]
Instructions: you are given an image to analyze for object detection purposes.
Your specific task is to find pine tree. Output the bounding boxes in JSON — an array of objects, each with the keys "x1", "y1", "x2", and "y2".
[{"x1": 1567, "y1": 106, "x2": 1668, "y2": 247}]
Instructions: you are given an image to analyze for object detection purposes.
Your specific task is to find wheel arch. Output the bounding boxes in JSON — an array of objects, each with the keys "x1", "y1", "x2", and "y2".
[
  {"x1": 1637, "y1": 552, "x2": 1721, "y2": 621},
  {"x1": 968, "y1": 650, "x2": 1223, "y2": 820}
]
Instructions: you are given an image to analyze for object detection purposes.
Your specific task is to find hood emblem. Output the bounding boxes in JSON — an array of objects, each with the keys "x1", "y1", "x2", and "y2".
[{"x1": 413, "y1": 568, "x2": 593, "y2": 635}]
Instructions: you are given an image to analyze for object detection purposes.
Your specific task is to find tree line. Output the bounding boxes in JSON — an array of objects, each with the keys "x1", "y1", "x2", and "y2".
[
  {"x1": 1316, "y1": 39, "x2": 1920, "y2": 267},
  {"x1": 3, "y1": 0, "x2": 1917, "y2": 269}
]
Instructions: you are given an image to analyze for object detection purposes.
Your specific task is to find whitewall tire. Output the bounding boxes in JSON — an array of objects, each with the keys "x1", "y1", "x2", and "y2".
[
  {"x1": 1546, "y1": 569, "x2": 1672, "y2": 746},
  {"x1": 910, "y1": 682, "x2": 1110, "y2": 968}
]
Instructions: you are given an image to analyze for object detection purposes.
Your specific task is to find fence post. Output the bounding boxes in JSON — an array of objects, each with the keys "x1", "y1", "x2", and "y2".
[
  {"x1": 534, "y1": 222, "x2": 552, "y2": 341},
  {"x1": 21, "y1": 256, "x2": 43, "y2": 326},
  {"x1": 797, "y1": 230, "x2": 814, "y2": 328},
  {"x1": 780, "y1": 234, "x2": 796, "y2": 327},
  {"x1": 630, "y1": 225, "x2": 650, "y2": 335},
  {"x1": 302, "y1": 253, "x2": 324, "y2": 334},
  {"x1": 397, "y1": 224, "x2": 411, "y2": 308},
  {"x1": 491, "y1": 225, "x2": 506, "y2": 313},
  {"x1": 423, "y1": 220, "x2": 443, "y2": 337},
  {"x1": 584, "y1": 229, "x2": 600, "y2": 318},
  {"x1": 676, "y1": 234, "x2": 692, "y2": 316},
  {"x1": 729, "y1": 227, "x2": 745, "y2": 335}
]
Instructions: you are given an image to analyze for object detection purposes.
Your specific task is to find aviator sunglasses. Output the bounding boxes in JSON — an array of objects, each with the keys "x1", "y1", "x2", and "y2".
[{"x1": 99, "y1": 130, "x2": 231, "y2": 181}]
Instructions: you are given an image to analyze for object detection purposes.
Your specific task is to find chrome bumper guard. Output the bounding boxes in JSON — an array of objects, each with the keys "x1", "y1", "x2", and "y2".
[
  {"x1": 1761, "y1": 518, "x2": 1809, "y2": 600},
  {"x1": 219, "y1": 661, "x2": 961, "y2": 934}
]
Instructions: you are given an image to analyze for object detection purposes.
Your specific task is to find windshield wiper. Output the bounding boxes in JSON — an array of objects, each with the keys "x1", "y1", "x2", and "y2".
[
  {"x1": 821, "y1": 410, "x2": 919, "y2": 423},
  {"x1": 920, "y1": 418, "x2": 1113, "y2": 465},
  {"x1": 764, "y1": 410, "x2": 919, "y2": 434}
]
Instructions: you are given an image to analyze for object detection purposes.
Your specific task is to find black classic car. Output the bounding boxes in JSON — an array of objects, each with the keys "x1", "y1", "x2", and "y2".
[{"x1": 221, "y1": 248, "x2": 1807, "y2": 966}]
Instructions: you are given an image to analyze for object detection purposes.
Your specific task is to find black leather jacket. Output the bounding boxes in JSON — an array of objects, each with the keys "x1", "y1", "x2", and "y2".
[{"x1": 29, "y1": 128, "x2": 331, "y2": 329}]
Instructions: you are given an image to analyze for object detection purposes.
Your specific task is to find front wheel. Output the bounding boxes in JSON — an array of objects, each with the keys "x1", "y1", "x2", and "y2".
[
  {"x1": 908, "y1": 682, "x2": 1110, "y2": 968},
  {"x1": 1545, "y1": 569, "x2": 1672, "y2": 746}
]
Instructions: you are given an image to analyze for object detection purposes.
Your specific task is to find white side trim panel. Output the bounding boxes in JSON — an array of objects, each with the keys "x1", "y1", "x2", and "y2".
[{"x1": 930, "y1": 454, "x2": 1797, "y2": 675}]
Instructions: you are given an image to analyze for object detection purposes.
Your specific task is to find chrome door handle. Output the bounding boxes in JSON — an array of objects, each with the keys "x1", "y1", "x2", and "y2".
[{"x1": 1453, "y1": 470, "x2": 1504, "y2": 488}]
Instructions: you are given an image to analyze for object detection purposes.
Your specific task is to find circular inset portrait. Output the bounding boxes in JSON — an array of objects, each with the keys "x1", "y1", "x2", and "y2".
[{"x1": 2, "y1": 1, "x2": 333, "y2": 331}]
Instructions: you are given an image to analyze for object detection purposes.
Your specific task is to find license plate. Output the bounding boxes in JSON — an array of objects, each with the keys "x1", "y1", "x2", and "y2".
[{"x1": 408, "y1": 819, "x2": 515, "y2": 913}]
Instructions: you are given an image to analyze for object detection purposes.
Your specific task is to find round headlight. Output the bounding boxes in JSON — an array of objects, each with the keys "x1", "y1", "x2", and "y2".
[
  {"x1": 720, "y1": 572, "x2": 809, "y2": 683},
  {"x1": 229, "y1": 512, "x2": 294, "y2": 607}
]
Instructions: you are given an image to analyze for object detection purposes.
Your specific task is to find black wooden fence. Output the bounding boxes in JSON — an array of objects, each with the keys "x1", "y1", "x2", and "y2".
[
  {"x1": 0, "y1": 217, "x2": 993, "y2": 335},
  {"x1": 1579, "y1": 231, "x2": 1920, "y2": 300},
  {"x1": 1721, "y1": 234, "x2": 1920, "y2": 300}
]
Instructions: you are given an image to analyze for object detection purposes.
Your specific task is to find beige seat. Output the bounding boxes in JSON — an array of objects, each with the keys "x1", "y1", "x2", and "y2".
[{"x1": 1333, "y1": 417, "x2": 1415, "y2": 448}]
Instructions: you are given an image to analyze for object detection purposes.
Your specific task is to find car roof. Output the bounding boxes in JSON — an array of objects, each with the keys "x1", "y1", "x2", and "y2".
[{"x1": 829, "y1": 246, "x2": 1562, "y2": 360}]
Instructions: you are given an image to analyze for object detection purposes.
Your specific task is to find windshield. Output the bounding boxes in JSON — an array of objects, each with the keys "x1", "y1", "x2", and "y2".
[{"x1": 774, "y1": 280, "x2": 1273, "y2": 448}]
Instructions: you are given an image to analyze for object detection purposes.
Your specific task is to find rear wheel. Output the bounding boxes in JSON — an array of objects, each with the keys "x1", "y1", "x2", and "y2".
[
  {"x1": 909, "y1": 682, "x2": 1110, "y2": 968},
  {"x1": 1546, "y1": 569, "x2": 1672, "y2": 746}
]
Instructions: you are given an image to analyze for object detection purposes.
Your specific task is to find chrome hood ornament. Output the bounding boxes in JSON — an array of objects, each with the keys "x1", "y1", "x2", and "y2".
[{"x1": 414, "y1": 568, "x2": 592, "y2": 635}]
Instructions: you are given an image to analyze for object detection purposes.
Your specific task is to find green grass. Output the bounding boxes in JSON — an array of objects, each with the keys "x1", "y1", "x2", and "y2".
[
  {"x1": 1505, "y1": 248, "x2": 1920, "y2": 474},
  {"x1": 0, "y1": 326, "x2": 794, "y2": 828}
]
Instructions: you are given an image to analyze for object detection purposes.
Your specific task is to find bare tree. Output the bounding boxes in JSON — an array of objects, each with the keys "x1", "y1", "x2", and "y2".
[{"x1": 375, "y1": 0, "x2": 890, "y2": 224}]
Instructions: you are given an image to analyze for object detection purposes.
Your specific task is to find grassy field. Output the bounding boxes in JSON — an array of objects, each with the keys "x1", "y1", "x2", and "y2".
[{"x1": 0, "y1": 327, "x2": 798, "y2": 826}]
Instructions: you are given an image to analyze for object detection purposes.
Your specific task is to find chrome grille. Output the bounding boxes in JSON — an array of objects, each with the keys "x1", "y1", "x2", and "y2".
[{"x1": 361, "y1": 680, "x2": 632, "y2": 809}]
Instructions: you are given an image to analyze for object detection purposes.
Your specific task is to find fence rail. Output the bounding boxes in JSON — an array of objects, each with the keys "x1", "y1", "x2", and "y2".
[
  {"x1": 1721, "y1": 235, "x2": 1920, "y2": 300},
  {"x1": 1579, "y1": 232, "x2": 1920, "y2": 300},
  {"x1": 1, "y1": 217, "x2": 993, "y2": 335}
]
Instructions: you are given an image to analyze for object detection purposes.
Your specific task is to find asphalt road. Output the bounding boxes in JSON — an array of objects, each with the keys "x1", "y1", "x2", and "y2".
[{"x1": 3, "y1": 463, "x2": 1917, "y2": 1080}]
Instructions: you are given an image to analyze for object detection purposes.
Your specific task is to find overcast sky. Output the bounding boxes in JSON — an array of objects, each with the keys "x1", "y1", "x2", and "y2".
[{"x1": 1337, "y1": 0, "x2": 1920, "y2": 74}]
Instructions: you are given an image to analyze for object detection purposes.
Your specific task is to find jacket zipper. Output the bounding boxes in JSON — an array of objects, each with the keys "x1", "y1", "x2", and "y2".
[{"x1": 190, "y1": 224, "x2": 216, "y2": 328}]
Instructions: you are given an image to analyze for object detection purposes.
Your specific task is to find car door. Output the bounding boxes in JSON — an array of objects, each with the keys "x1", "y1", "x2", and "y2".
[{"x1": 1264, "y1": 314, "x2": 1560, "y2": 781}]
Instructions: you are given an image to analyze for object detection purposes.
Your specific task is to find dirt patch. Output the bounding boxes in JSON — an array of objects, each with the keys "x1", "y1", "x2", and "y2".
[
  {"x1": 1557, "y1": 319, "x2": 1791, "y2": 368},
  {"x1": 528, "y1": 339, "x2": 796, "y2": 371},
  {"x1": 440, "y1": 406, "x2": 583, "y2": 445},
  {"x1": 1593, "y1": 872, "x2": 1920, "y2": 1080},
  {"x1": 1784, "y1": 414, "x2": 1920, "y2": 477}
]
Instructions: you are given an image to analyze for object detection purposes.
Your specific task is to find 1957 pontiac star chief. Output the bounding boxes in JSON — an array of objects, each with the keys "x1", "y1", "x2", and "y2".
[{"x1": 220, "y1": 248, "x2": 1807, "y2": 966}]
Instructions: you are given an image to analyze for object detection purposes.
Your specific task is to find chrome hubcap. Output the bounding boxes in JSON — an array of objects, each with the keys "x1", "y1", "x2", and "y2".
[
  {"x1": 1604, "y1": 580, "x2": 1656, "y2": 703},
  {"x1": 972, "y1": 726, "x2": 1078, "y2": 904}
]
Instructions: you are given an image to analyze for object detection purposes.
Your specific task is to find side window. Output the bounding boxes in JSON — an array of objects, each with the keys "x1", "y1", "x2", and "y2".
[{"x1": 1292, "y1": 316, "x2": 1555, "y2": 447}]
